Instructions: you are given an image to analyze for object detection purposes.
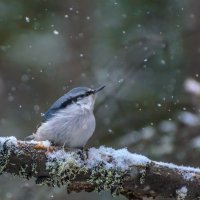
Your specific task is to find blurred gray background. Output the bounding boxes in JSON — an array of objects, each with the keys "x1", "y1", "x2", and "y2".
[{"x1": 1, "y1": 0, "x2": 200, "y2": 199}]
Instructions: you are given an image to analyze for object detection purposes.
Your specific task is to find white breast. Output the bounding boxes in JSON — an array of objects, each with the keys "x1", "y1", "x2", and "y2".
[{"x1": 34, "y1": 104, "x2": 96, "y2": 148}]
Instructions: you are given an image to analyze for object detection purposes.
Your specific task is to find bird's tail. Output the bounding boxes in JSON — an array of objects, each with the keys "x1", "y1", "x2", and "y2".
[{"x1": 24, "y1": 134, "x2": 35, "y2": 141}]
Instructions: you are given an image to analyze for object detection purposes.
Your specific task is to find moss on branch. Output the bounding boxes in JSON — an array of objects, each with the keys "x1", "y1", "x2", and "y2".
[{"x1": 0, "y1": 136, "x2": 200, "y2": 200}]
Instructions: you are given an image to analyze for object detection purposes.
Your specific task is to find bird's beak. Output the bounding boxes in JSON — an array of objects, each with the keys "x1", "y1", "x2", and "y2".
[{"x1": 94, "y1": 85, "x2": 106, "y2": 93}]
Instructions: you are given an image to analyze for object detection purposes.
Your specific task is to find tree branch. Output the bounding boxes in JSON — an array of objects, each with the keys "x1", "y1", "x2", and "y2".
[{"x1": 0, "y1": 136, "x2": 200, "y2": 199}]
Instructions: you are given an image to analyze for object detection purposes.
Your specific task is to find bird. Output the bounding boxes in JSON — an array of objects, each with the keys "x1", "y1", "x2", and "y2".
[{"x1": 26, "y1": 85, "x2": 105, "y2": 148}]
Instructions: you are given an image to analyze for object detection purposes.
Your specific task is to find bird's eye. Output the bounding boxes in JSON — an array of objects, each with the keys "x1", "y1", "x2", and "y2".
[{"x1": 86, "y1": 90, "x2": 93, "y2": 96}]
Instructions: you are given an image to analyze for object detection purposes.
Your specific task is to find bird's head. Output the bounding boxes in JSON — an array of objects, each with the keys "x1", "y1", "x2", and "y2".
[
  {"x1": 43, "y1": 85, "x2": 105, "y2": 121},
  {"x1": 67, "y1": 85, "x2": 105, "y2": 110}
]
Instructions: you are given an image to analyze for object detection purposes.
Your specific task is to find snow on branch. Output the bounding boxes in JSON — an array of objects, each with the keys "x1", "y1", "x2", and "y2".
[{"x1": 0, "y1": 136, "x2": 200, "y2": 199}]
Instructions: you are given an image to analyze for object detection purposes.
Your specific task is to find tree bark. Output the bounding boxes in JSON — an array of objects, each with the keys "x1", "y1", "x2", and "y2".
[{"x1": 0, "y1": 136, "x2": 200, "y2": 200}]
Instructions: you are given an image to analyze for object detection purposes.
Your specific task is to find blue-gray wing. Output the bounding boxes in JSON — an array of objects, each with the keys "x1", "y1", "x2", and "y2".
[{"x1": 42, "y1": 93, "x2": 72, "y2": 122}]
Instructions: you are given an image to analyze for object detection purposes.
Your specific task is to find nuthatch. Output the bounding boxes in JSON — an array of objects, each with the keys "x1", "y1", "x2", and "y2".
[{"x1": 28, "y1": 86, "x2": 105, "y2": 148}]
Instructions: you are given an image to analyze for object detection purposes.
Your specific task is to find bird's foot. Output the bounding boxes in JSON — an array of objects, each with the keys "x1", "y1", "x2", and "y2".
[
  {"x1": 62, "y1": 147, "x2": 89, "y2": 161},
  {"x1": 77, "y1": 148, "x2": 89, "y2": 161}
]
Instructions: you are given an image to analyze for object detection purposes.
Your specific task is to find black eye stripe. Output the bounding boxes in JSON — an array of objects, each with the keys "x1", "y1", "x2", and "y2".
[
  {"x1": 60, "y1": 90, "x2": 94, "y2": 109},
  {"x1": 76, "y1": 90, "x2": 94, "y2": 99},
  {"x1": 85, "y1": 90, "x2": 94, "y2": 96}
]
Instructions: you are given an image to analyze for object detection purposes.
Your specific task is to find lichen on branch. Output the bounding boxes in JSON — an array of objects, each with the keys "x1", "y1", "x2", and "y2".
[{"x1": 0, "y1": 136, "x2": 200, "y2": 199}]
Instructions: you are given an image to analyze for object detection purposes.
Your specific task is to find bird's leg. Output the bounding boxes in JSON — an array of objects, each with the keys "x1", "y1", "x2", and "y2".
[
  {"x1": 77, "y1": 146, "x2": 89, "y2": 161},
  {"x1": 62, "y1": 146, "x2": 89, "y2": 161}
]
